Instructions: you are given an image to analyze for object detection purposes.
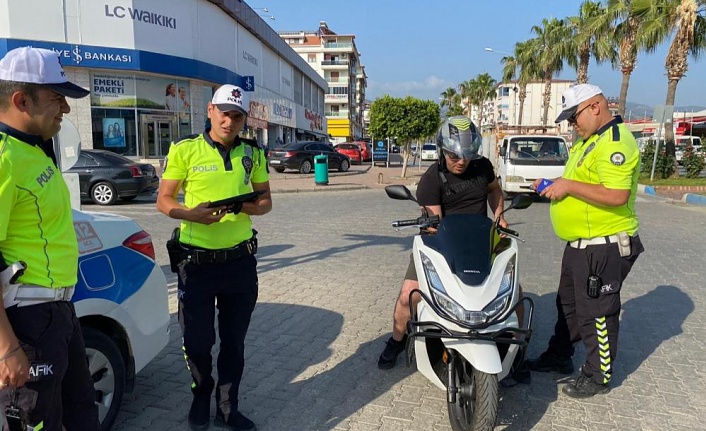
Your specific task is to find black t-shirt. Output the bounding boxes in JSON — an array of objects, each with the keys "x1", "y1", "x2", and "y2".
[{"x1": 416, "y1": 157, "x2": 496, "y2": 216}]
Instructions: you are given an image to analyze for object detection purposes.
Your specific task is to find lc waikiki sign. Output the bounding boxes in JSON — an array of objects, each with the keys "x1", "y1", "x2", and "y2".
[{"x1": 104, "y1": 4, "x2": 178, "y2": 30}]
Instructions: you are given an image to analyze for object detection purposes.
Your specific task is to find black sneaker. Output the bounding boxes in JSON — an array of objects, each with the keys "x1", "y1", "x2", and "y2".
[
  {"x1": 562, "y1": 369, "x2": 610, "y2": 398},
  {"x1": 377, "y1": 336, "x2": 406, "y2": 370},
  {"x1": 525, "y1": 351, "x2": 574, "y2": 374},
  {"x1": 214, "y1": 411, "x2": 256, "y2": 431},
  {"x1": 188, "y1": 394, "x2": 211, "y2": 431}
]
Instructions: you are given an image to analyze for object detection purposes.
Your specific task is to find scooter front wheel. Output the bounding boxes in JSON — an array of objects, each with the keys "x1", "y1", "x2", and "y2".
[{"x1": 447, "y1": 357, "x2": 498, "y2": 431}]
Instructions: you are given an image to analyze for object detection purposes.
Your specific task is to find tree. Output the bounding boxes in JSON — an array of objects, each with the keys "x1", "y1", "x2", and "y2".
[
  {"x1": 440, "y1": 87, "x2": 464, "y2": 117},
  {"x1": 470, "y1": 73, "x2": 498, "y2": 128},
  {"x1": 530, "y1": 18, "x2": 571, "y2": 126},
  {"x1": 457, "y1": 79, "x2": 475, "y2": 120},
  {"x1": 508, "y1": 40, "x2": 541, "y2": 131},
  {"x1": 634, "y1": 0, "x2": 706, "y2": 158},
  {"x1": 566, "y1": 0, "x2": 618, "y2": 84},
  {"x1": 368, "y1": 95, "x2": 441, "y2": 178}
]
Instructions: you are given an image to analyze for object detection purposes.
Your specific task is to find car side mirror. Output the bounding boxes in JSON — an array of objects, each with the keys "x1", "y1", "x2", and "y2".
[{"x1": 499, "y1": 147, "x2": 506, "y2": 157}]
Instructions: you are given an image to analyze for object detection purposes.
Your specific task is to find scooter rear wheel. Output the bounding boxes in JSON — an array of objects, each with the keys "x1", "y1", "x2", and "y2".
[{"x1": 447, "y1": 357, "x2": 498, "y2": 431}]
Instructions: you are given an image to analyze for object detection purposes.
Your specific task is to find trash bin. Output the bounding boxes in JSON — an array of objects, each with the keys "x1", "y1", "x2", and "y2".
[{"x1": 314, "y1": 155, "x2": 329, "y2": 185}]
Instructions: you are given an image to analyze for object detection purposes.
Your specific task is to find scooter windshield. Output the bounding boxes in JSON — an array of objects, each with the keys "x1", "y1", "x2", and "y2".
[{"x1": 422, "y1": 214, "x2": 493, "y2": 286}]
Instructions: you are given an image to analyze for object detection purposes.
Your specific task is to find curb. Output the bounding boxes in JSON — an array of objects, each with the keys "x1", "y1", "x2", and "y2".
[
  {"x1": 270, "y1": 185, "x2": 370, "y2": 194},
  {"x1": 638, "y1": 183, "x2": 706, "y2": 207},
  {"x1": 682, "y1": 193, "x2": 706, "y2": 206}
]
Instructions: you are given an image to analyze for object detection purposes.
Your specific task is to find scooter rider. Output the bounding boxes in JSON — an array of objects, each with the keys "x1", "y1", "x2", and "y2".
[{"x1": 378, "y1": 116, "x2": 508, "y2": 369}]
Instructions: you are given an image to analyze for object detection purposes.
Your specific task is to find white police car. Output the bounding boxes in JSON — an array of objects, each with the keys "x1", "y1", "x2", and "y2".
[
  {"x1": 56, "y1": 121, "x2": 170, "y2": 431},
  {"x1": 73, "y1": 210, "x2": 170, "y2": 431}
]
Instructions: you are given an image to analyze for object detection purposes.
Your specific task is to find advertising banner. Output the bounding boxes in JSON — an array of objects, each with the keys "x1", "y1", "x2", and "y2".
[
  {"x1": 91, "y1": 72, "x2": 190, "y2": 111},
  {"x1": 103, "y1": 118, "x2": 126, "y2": 147}
]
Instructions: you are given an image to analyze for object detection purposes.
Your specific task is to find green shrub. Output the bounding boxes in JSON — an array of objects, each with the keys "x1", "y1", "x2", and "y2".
[
  {"x1": 640, "y1": 142, "x2": 676, "y2": 179},
  {"x1": 681, "y1": 146, "x2": 706, "y2": 178}
]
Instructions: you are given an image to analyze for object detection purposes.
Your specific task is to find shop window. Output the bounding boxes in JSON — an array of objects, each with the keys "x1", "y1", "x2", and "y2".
[{"x1": 91, "y1": 108, "x2": 137, "y2": 156}]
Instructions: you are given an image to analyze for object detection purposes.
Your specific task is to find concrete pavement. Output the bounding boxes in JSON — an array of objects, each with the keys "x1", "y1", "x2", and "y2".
[{"x1": 91, "y1": 187, "x2": 706, "y2": 431}]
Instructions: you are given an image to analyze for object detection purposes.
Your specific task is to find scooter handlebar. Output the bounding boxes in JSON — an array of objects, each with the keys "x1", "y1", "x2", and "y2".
[
  {"x1": 392, "y1": 219, "x2": 421, "y2": 228},
  {"x1": 498, "y1": 226, "x2": 519, "y2": 237},
  {"x1": 392, "y1": 215, "x2": 440, "y2": 229}
]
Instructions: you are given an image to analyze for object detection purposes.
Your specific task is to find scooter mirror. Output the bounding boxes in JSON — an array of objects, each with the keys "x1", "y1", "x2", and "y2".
[
  {"x1": 385, "y1": 185, "x2": 417, "y2": 202},
  {"x1": 509, "y1": 193, "x2": 533, "y2": 210},
  {"x1": 52, "y1": 118, "x2": 81, "y2": 172}
]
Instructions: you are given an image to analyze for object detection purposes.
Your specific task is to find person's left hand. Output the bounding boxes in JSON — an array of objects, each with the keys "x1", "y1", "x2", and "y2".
[
  {"x1": 498, "y1": 217, "x2": 508, "y2": 229},
  {"x1": 540, "y1": 178, "x2": 570, "y2": 200}
]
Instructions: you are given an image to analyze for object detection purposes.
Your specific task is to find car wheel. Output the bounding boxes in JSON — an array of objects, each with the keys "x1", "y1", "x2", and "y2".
[
  {"x1": 299, "y1": 159, "x2": 313, "y2": 174},
  {"x1": 91, "y1": 182, "x2": 118, "y2": 206},
  {"x1": 274, "y1": 167, "x2": 285, "y2": 173},
  {"x1": 339, "y1": 159, "x2": 350, "y2": 172},
  {"x1": 83, "y1": 327, "x2": 126, "y2": 431},
  {"x1": 120, "y1": 196, "x2": 137, "y2": 202}
]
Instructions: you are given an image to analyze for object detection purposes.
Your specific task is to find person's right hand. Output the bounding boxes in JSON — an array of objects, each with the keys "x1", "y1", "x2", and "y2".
[
  {"x1": 0, "y1": 346, "x2": 29, "y2": 389},
  {"x1": 190, "y1": 202, "x2": 228, "y2": 225}
]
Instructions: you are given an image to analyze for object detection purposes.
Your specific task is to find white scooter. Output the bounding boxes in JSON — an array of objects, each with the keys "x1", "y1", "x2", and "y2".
[{"x1": 386, "y1": 185, "x2": 534, "y2": 431}]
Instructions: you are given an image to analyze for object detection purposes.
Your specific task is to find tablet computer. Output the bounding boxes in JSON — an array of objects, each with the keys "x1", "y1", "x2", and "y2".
[{"x1": 207, "y1": 190, "x2": 266, "y2": 208}]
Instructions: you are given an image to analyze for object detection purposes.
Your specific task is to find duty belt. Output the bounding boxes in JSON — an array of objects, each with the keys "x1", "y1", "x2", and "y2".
[
  {"x1": 3, "y1": 285, "x2": 75, "y2": 309},
  {"x1": 181, "y1": 237, "x2": 257, "y2": 265},
  {"x1": 568, "y1": 235, "x2": 619, "y2": 249}
]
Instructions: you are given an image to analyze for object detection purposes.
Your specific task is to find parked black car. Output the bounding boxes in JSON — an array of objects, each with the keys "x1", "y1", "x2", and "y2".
[
  {"x1": 66, "y1": 149, "x2": 159, "y2": 205},
  {"x1": 268, "y1": 141, "x2": 351, "y2": 174}
]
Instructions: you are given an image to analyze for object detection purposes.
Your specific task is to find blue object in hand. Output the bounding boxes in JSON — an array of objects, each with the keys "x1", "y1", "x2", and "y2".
[{"x1": 536, "y1": 178, "x2": 553, "y2": 193}]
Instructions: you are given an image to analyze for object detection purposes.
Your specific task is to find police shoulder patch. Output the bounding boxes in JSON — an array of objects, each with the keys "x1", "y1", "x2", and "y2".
[
  {"x1": 173, "y1": 133, "x2": 200, "y2": 146},
  {"x1": 610, "y1": 152, "x2": 626, "y2": 166}
]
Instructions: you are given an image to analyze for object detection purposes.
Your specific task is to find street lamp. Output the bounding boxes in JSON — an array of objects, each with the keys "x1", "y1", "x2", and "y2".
[
  {"x1": 253, "y1": 7, "x2": 269, "y2": 12},
  {"x1": 484, "y1": 47, "x2": 513, "y2": 56},
  {"x1": 260, "y1": 14, "x2": 275, "y2": 20}
]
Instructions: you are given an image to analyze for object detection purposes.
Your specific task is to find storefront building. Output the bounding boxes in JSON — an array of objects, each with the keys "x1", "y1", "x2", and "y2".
[{"x1": 0, "y1": 0, "x2": 327, "y2": 159}]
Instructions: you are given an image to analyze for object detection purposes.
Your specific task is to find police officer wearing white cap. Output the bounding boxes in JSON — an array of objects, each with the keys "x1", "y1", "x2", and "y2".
[
  {"x1": 0, "y1": 47, "x2": 98, "y2": 430},
  {"x1": 157, "y1": 84, "x2": 271, "y2": 430},
  {"x1": 526, "y1": 84, "x2": 644, "y2": 398}
]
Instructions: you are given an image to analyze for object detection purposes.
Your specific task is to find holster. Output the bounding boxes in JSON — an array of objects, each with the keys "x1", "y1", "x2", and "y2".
[{"x1": 166, "y1": 228, "x2": 182, "y2": 273}]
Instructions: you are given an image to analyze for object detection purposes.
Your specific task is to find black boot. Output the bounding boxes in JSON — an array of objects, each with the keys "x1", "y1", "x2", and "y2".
[
  {"x1": 377, "y1": 335, "x2": 407, "y2": 370},
  {"x1": 562, "y1": 368, "x2": 610, "y2": 399},
  {"x1": 214, "y1": 411, "x2": 256, "y2": 430},
  {"x1": 188, "y1": 392, "x2": 211, "y2": 430},
  {"x1": 525, "y1": 351, "x2": 574, "y2": 374}
]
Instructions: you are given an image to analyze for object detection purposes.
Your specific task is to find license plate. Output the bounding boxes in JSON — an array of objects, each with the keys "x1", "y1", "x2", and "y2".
[{"x1": 269, "y1": 160, "x2": 280, "y2": 165}]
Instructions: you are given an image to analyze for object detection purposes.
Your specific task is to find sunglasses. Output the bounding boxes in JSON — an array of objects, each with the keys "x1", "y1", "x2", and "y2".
[
  {"x1": 443, "y1": 150, "x2": 463, "y2": 161},
  {"x1": 567, "y1": 102, "x2": 597, "y2": 125}
]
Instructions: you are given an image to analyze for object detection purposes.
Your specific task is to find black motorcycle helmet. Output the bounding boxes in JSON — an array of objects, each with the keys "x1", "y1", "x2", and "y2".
[{"x1": 436, "y1": 116, "x2": 482, "y2": 168}]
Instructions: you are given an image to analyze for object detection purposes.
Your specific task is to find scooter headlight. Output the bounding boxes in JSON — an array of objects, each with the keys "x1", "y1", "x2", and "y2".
[
  {"x1": 483, "y1": 255, "x2": 516, "y2": 320},
  {"x1": 420, "y1": 251, "x2": 446, "y2": 294}
]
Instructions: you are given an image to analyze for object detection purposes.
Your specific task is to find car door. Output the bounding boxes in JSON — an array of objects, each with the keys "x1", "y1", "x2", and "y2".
[{"x1": 69, "y1": 153, "x2": 98, "y2": 196}]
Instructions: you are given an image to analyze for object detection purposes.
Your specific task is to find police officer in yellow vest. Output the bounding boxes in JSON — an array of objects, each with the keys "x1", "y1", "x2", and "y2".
[
  {"x1": 0, "y1": 47, "x2": 99, "y2": 430},
  {"x1": 157, "y1": 84, "x2": 271, "y2": 431},
  {"x1": 526, "y1": 84, "x2": 645, "y2": 398}
]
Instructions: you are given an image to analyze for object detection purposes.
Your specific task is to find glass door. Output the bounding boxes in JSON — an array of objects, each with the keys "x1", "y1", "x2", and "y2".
[
  {"x1": 140, "y1": 114, "x2": 176, "y2": 158},
  {"x1": 158, "y1": 121, "x2": 173, "y2": 156}
]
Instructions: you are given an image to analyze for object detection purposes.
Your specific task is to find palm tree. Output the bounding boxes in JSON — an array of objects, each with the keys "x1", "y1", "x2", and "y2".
[
  {"x1": 634, "y1": 0, "x2": 706, "y2": 157},
  {"x1": 457, "y1": 79, "x2": 475, "y2": 121},
  {"x1": 567, "y1": 0, "x2": 618, "y2": 84},
  {"x1": 440, "y1": 87, "x2": 457, "y2": 109},
  {"x1": 530, "y1": 18, "x2": 571, "y2": 126},
  {"x1": 502, "y1": 40, "x2": 541, "y2": 131},
  {"x1": 471, "y1": 73, "x2": 498, "y2": 128},
  {"x1": 592, "y1": 0, "x2": 653, "y2": 117}
]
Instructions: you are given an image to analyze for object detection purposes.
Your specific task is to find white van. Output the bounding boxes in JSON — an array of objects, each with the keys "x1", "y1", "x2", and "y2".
[{"x1": 497, "y1": 135, "x2": 569, "y2": 197}]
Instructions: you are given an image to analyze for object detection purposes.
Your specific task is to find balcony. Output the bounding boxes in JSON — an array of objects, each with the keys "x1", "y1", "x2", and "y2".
[
  {"x1": 327, "y1": 77, "x2": 349, "y2": 84},
  {"x1": 323, "y1": 42, "x2": 353, "y2": 50},
  {"x1": 321, "y1": 59, "x2": 349, "y2": 69},
  {"x1": 325, "y1": 111, "x2": 349, "y2": 117},
  {"x1": 325, "y1": 93, "x2": 349, "y2": 101}
]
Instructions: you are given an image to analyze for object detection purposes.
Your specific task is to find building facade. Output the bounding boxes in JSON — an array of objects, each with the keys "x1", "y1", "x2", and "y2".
[
  {"x1": 492, "y1": 80, "x2": 574, "y2": 134},
  {"x1": 0, "y1": 0, "x2": 328, "y2": 159},
  {"x1": 280, "y1": 21, "x2": 367, "y2": 145}
]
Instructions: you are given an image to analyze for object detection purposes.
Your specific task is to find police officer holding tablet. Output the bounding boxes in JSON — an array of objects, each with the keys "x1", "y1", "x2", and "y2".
[
  {"x1": 0, "y1": 47, "x2": 98, "y2": 431},
  {"x1": 526, "y1": 84, "x2": 644, "y2": 398},
  {"x1": 157, "y1": 84, "x2": 271, "y2": 431}
]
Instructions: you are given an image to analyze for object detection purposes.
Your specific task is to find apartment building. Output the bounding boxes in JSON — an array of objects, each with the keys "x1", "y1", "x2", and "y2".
[
  {"x1": 492, "y1": 80, "x2": 574, "y2": 134},
  {"x1": 280, "y1": 21, "x2": 367, "y2": 144}
]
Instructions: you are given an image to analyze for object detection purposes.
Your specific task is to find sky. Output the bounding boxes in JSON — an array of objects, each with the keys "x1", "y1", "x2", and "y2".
[{"x1": 254, "y1": 0, "x2": 706, "y2": 110}]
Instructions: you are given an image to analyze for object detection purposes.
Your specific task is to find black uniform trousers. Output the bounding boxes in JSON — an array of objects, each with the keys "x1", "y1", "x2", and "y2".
[
  {"x1": 546, "y1": 236, "x2": 643, "y2": 384},
  {"x1": 177, "y1": 254, "x2": 258, "y2": 421},
  {"x1": 1, "y1": 301, "x2": 98, "y2": 431}
]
